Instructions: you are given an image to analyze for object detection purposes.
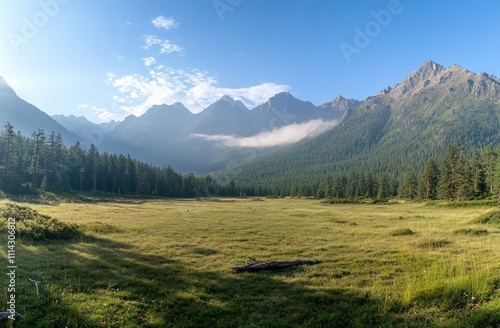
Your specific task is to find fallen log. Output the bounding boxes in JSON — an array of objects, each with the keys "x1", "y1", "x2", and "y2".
[{"x1": 232, "y1": 259, "x2": 321, "y2": 273}]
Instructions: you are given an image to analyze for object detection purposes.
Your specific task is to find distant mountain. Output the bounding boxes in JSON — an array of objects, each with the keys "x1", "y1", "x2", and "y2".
[
  {"x1": 190, "y1": 96, "x2": 254, "y2": 136},
  {"x1": 1, "y1": 77, "x2": 354, "y2": 173},
  {"x1": 98, "y1": 93, "x2": 350, "y2": 172},
  {"x1": 111, "y1": 102, "x2": 195, "y2": 144},
  {"x1": 319, "y1": 95, "x2": 361, "y2": 112},
  {"x1": 52, "y1": 114, "x2": 118, "y2": 141},
  {"x1": 0, "y1": 77, "x2": 80, "y2": 144},
  {"x1": 225, "y1": 61, "x2": 500, "y2": 189},
  {"x1": 249, "y1": 92, "x2": 346, "y2": 130}
]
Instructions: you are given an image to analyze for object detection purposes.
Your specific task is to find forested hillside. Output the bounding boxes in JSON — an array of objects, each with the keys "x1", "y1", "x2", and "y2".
[{"x1": 222, "y1": 62, "x2": 500, "y2": 195}]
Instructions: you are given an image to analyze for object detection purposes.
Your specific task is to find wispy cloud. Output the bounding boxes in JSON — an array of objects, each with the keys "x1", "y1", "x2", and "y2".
[
  {"x1": 191, "y1": 119, "x2": 338, "y2": 148},
  {"x1": 159, "y1": 41, "x2": 184, "y2": 54},
  {"x1": 78, "y1": 104, "x2": 125, "y2": 122},
  {"x1": 143, "y1": 35, "x2": 183, "y2": 54},
  {"x1": 106, "y1": 65, "x2": 289, "y2": 117},
  {"x1": 151, "y1": 16, "x2": 178, "y2": 30},
  {"x1": 142, "y1": 57, "x2": 156, "y2": 67},
  {"x1": 143, "y1": 35, "x2": 162, "y2": 49}
]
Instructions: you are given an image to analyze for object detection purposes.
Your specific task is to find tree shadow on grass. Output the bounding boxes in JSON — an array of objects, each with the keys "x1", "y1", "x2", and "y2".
[{"x1": 4, "y1": 234, "x2": 500, "y2": 328}]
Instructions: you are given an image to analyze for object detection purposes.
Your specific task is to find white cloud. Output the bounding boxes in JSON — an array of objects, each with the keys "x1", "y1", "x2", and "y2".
[
  {"x1": 106, "y1": 65, "x2": 289, "y2": 117},
  {"x1": 191, "y1": 119, "x2": 339, "y2": 148},
  {"x1": 160, "y1": 41, "x2": 184, "y2": 54},
  {"x1": 151, "y1": 16, "x2": 178, "y2": 30},
  {"x1": 78, "y1": 104, "x2": 125, "y2": 122},
  {"x1": 143, "y1": 35, "x2": 162, "y2": 49},
  {"x1": 142, "y1": 57, "x2": 156, "y2": 67},
  {"x1": 143, "y1": 35, "x2": 183, "y2": 54}
]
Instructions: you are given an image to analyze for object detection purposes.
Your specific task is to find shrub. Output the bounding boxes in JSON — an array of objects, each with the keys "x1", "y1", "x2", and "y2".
[
  {"x1": 391, "y1": 228, "x2": 414, "y2": 236},
  {"x1": 415, "y1": 239, "x2": 451, "y2": 249},
  {"x1": 0, "y1": 203, "x2": 80, "y2": 241},
  {"x1": 453, "y1": 228, "x2": 488, "y2": 236},
  {"x1": 472, "y1": 210, "x2": 500, "y2": 225}
]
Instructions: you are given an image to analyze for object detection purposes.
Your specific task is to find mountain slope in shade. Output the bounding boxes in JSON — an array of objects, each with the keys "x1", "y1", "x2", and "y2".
[
  {"x1": 190, "y1": 96, "x2": 255, "y2": 136},
  {"x1": 225, "y1": 61, "x2": 500, "y2": 187},
  {"x1": 2, "y1": 77, "x2": 355, "y2": 173},
  {"x1": 249, "y1": 92, "x2": 345, "y2": 130},
  {"x1": 111, "y1": 102, "x2": 196, "y2": 144},
  {"x1": 0, "y1": 77, "x2": 80, "y2": 144},
  {"x1": 97, "y1": 93, "x2": 352, "y2": 172}
]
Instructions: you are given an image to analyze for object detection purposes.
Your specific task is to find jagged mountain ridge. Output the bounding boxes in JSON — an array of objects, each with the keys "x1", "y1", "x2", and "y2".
[
  {"x1": 46, "y1": 89, "x2": 355, "y2": 172},
  {"x1": 225, "y1": 61, "x2": 500, "y2": 188}
]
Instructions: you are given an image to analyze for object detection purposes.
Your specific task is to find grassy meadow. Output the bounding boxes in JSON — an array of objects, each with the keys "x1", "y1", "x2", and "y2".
[{"x1": 2, "y1": 198, "x2": 500, "y2": 327}]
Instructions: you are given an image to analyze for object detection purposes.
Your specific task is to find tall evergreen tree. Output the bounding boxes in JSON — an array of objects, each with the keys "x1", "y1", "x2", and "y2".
[
  {"x1": 399, "y1": 170, "x2": 418, "y2": 200},
  {"x1": 30, "y1": 129, "x2": 46, "y2": 188},
  {"x1": 419, "y1": 159, "x2": 439, "y2": 199},
  {"x1": 2, "y1": 122, "x2": 16, "y2": 181},
  {"x1": 484, "y1": 143, "x2": 497, "y2": 195},
  {"x1": 438, "y1": 146, "x2": 458, "y2": 199},
  {"x1": 376, "y1": 175, "x2": 390, "y2": 201},
  {"x1": 87, "y1": 144, "x2": 99, "y2": 194},
  {"x1": 470, "y1": 151, "x2": 486, "y2": 197},
  {"x1": 454, "y1": 145, "x2": 471, "y2": 201}
]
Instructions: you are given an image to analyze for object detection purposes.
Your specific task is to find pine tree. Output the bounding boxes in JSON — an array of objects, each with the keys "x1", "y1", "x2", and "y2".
[
  {"x1": 484, "y1": 144, "x2": 496, "y2": 195},
  {"x1": 399, "y1": 170, "x2": 418, "y2": 199},
  {"x1": 30, "y1": 129, "x2": 46, "y2": 188},
  {"x1": 470, "y1": 151, "x2": 486, "y2": 197},
  {"x1": 42, "y1": 132, "x2": 67, "y2": 191},
  {"x1": 2, "y1": 122, "x2": 16, "y2": 181},
  {"x1": 493, "y1": 156, "x2": 500, "y2": 201},
  {"x1": 454, "y1": 145, "x2": 471, "y2": 201},
  {"x1": 87, "y1": 144, "x2": 99, "y2": 194},
  {"x1": 419, "y1": 159, "x2": 439, "y2": 199},
  {"x1": 364, "y1": 172, "x2": 376, "y2": 198},
  {"x1": 376, "y1": 175, "x2": 389, "y2": 201},
  {"x1": 438, "y1": 146, "x2": 457, "y2": 199}
]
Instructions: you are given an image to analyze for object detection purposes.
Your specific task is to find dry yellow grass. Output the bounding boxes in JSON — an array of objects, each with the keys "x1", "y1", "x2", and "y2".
[{"x1": 1, "y1": 198, "x2": 500, "y2": 327}]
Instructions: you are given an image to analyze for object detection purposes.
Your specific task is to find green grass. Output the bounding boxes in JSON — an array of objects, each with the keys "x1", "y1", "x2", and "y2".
[
  {"x1": 1, "y1": 199, "x2": 500, "y2": 327},
  {"x1": 472, "y1": 209, "x2": 500, "y2": 225},
  {"x1": 390, "y1": 228, "x2": 415, "y2": 236}
]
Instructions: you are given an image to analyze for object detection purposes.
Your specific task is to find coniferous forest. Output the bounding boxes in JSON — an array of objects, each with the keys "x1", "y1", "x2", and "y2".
[
  {"x1": 0, "y1": 122, "x2": 220, "y2": 198},
  {"x1": 2, "y1": 121, "x2": 500, "y2": 202}
]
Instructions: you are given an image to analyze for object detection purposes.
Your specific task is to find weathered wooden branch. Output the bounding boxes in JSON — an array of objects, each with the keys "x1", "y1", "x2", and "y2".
[
  {"x1": 232, "y1": 259, "x2": 322, "y2": 273},
  {"x1": 28, "y1": 277, "x2": 41, "y2": 297}
]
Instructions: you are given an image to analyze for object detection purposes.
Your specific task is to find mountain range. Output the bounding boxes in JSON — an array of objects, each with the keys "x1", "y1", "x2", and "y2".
[
  {"x1": 226, "y1": 61, "x2": 500, "y2": 190},
  {"x1": 53, "y1": 92, "x2": 352, "y2": 173},
  {"x1": 2, "y1": 60, "x2": 500, "y2": 185}
]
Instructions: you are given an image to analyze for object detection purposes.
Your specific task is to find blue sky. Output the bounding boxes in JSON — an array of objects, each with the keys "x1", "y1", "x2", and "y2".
[{"x1": 1, "y1": 0, "x2": 500, "y2": 122}]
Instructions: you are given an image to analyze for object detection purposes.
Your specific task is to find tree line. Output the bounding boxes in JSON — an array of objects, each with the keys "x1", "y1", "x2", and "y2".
[
  {"x1": 0, "y1": 123, "x2": 226, "y2": 197},
  {"x1": 3, "y1": 121, "x2": 500, "y2": 202},
  {"x1": 314, "y1": 144, "x2": 500, "y2": 202}
]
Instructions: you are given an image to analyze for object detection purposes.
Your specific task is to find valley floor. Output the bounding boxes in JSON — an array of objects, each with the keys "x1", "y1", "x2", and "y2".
[{"x1": 2, "y1": 198, "x2": 500, "y2": 327}]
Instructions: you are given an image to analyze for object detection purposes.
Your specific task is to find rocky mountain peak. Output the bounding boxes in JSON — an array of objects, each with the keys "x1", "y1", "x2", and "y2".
[
  {"x1": 219, "y1": 95, "x2": 248, "y2": 111},
  {"x1": 320, "y1": 96, "x2": 361, "y2": 111},
  {"x1": 390, "y1": 61, "x2": 445, "y2": 97}
]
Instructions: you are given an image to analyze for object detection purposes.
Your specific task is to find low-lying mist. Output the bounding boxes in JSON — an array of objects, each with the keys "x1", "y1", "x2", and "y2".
[{"x1": 191, "y1": 119, "x2": 338, "y2": 148}]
